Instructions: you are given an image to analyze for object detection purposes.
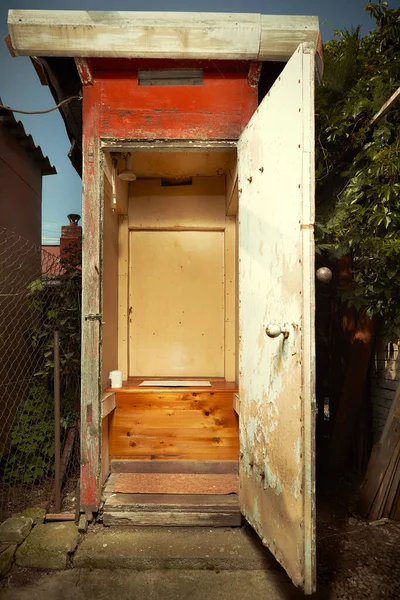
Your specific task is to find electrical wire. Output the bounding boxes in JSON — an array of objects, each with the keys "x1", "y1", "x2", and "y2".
[{"x1": 0, "y1": 95, "x2": 82, "y2": 115}]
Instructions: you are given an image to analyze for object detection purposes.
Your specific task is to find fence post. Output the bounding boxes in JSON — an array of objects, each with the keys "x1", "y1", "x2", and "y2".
[{"x1": 54, "y1": 329, "x2": 61, "y2": 513}]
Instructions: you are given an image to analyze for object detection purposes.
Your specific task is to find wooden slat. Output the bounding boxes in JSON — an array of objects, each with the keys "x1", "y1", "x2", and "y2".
[
  {"x1": 102, "y1": 510, "x2": 242, "y2": 527},
  {"x1": 104, "y1": 493, "x2": 239, "y2": 512},
  {"x1": 360, "y1": 384, "x2": 400, "y2": 518},
  {"x1": 383, "y1": 456, "x2": 400, "y2": 518},
  {"x1": 369, "y1": 436, "x2": 400, "y2": 521},
  {"x1": 110, "y1": 459, "x2": 238, "y2": 474},
  {"x1": 380, "y1": 380, "x2": 400, "y2": 444},
  {"x1": 8, "y1": 11, "x2": 319, "y2": 61},
  {"x1": 102, "y1": 392, "x2": 116, "y2": 418},
  {"x1": 360, "y1": 418, "x2": 400, "y2": 517},
  {"x1": 390, "y1": 484, "x2": 400, "y2": 521},
  {"x1": 102, "y1": 473, "x2": 118, "y2": 501}
]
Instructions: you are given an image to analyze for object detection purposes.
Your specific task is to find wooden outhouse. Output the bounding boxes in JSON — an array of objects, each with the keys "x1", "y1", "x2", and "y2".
[{"x1": 8, "y1": 10, "x2": 321, "y2": 593}]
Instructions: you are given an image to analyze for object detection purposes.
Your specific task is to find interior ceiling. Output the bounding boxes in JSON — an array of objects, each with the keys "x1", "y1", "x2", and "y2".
[{"x1": 115, "y1": 150, "x2": 236, "y2": 179}]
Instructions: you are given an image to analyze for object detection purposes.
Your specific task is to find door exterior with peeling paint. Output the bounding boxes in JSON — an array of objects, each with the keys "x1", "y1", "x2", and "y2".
[{"x1": 238, "y1": 43, "x2": 316, "y2": 594}]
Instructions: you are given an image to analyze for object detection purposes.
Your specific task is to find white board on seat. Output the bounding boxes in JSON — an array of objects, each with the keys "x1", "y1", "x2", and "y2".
[{"x1": 139, "y1": 380, "x2": 211, "y2": 387}]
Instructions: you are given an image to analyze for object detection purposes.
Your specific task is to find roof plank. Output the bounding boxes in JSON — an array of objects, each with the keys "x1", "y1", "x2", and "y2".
[{"x1": 8, "y1": 10, "x2": 319, "y2": 61}]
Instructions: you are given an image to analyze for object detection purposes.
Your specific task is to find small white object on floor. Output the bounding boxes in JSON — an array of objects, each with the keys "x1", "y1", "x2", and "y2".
[{"x1": 139, "y1": 380, "x2": 211, "y2": 387}]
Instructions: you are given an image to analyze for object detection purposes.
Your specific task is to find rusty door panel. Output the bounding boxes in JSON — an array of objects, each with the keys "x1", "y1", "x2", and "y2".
[{"x1": 238, "y1": 44, "x2": 316, "y2": 594}]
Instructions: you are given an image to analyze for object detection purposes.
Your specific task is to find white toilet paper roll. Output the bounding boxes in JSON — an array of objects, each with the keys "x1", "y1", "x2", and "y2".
[{"x1": 109, "y1": 370, "x2": 123, "y2": 388}]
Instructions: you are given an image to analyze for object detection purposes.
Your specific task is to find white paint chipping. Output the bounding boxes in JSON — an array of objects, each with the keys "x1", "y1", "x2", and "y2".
[{"x1": 238, "y1": 44, "x2": 316, "y2": 593}]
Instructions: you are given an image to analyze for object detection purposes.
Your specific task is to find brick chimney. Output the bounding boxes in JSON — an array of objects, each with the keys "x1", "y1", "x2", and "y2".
[{"x1": 60, "y1": 214, "x2": 82, "y2": 265}]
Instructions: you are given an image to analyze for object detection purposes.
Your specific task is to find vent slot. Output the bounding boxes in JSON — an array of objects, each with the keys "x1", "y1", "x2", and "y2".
[
  {"x1": 138, "y1": 69, "x2": 203, "y2": 86},
  {"x1": 161, "y1": 178, "x2": 193, "y2": 187}
]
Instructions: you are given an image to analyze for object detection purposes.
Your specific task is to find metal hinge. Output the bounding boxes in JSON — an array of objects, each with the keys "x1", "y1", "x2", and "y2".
[{"x1": 85, "y1": 313, "x2": 102, "y2": 322}]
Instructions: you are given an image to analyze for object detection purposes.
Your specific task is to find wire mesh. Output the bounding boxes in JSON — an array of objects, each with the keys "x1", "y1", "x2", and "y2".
[{"x1": 0, "y1": 227, "x2": 81, "y2": 520}]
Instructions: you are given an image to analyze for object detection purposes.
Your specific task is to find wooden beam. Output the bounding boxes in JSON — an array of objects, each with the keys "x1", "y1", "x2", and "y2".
[
  {"x1": 8, "y1": 10, "x2": 319, "y2": 61},
  {"x1": 247, "y1": 62, "x2": 262, "y2": 88},
  {"x1": 80, "y1": 86, "x2": 102, "y2": 513},
  {"x1": 370, "y1": 86, "x2": 400, "y2": 127},
  {"x1": 74, "y1": 57, "x2": 93, "y2": 86},
  {"x1": 226, "y1": 170, "x2": 238, "y2": 216},
  {"x1": 118, "y1": 215, "x2": 129, "y2": 380},
  {"x1": 102, "y1": 392, "x2": 116, "y2": 418}
]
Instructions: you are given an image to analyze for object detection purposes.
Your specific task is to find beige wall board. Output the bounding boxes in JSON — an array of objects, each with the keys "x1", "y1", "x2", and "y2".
[
  {"x1": 102, "y1": 179, "x2": 119, "y2": 390},
  {"x1": 129, "y1": 230, "x2": 225, "y2": 377},
  {"x1": 118, "y1": 215, "x2": 129, "y2": 380},
  {"x1": 126, "y1": 151, "x2": 236, "y2": 179},
  {"x1": 128, "y1": 177, "x2": 226, "y2": 229},
  {"x1": 224, "y1": 217, "x2": 236, "y2": 381}
]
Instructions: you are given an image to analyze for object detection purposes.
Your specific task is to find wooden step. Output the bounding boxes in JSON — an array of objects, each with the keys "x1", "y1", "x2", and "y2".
[
  {"x1": 110, "y1": 459, "x2": 239, "y2": 474},
  {"x1": 102, "y1": 493, "x2": 242, "y2": 527}
]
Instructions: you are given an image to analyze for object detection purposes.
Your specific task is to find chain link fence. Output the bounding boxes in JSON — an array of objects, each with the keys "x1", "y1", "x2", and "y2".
[{"x1": 0, "y1": 227, "x2": 81, "y2": 521}]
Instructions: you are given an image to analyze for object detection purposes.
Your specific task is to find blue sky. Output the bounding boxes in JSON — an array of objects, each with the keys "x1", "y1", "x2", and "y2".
[{"x1": 0, "y1": 1, "x2": 391, "y2": 244}]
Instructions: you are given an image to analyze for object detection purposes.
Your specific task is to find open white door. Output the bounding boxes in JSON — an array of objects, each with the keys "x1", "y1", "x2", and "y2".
[{"x1": 238, "y1": 43, "x2": 316, "y2": 594}]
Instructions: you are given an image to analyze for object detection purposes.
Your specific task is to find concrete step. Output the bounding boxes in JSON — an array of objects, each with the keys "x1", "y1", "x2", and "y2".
[{"x1": 74, "y1": 525, "x2": 278, "y2": 571}]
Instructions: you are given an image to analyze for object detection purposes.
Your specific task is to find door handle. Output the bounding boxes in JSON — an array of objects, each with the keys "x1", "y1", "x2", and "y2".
[{"x1": 265, "y1": 323, "x2": 290, "y2": 339}]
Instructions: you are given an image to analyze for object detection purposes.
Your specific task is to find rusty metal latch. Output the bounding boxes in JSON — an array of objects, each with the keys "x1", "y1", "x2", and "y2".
[{"x1": 85, "y1": 313, "x2": 103, "y2": 322}]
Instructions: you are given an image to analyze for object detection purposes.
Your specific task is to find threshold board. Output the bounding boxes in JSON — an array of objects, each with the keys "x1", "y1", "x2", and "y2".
[
  {"x1": 113, "y1": 473, "x2": 239, "y2": 495},
  {"x1": 102, "y1": 493, "x2": 241, "y2": 527},
  {"x1": 111, "y1": 460, "x2": 239, "y2": 474}
]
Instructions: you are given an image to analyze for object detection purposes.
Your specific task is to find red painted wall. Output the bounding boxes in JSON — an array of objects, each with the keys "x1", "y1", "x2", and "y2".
[{"x1": 84, "y1": 59, "x2": 258, "y2": 141}]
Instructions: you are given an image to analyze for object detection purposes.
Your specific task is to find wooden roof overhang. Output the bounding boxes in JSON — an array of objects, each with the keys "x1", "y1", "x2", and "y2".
[{"x1": 8, "y1": 10, "x2": 320, "y2": 62}]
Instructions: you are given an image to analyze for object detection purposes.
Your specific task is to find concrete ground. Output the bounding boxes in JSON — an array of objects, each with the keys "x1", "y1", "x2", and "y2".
[
  {"x1": 1, "y1": 568, "x2": 313, "y2": 600},
  {"x1": 0, "y1": 525, "x2": 326, "y2": 599}
]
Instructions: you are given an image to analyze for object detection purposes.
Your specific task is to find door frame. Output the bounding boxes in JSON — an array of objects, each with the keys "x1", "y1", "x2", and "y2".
[{"x1": 81, "y1": 139, "x2": 239, "y2": 508}]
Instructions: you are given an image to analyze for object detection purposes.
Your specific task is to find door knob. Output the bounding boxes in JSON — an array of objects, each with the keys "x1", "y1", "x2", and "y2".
[{"x1": 265, "y1": 323, "x2": 290, "y2": 339}]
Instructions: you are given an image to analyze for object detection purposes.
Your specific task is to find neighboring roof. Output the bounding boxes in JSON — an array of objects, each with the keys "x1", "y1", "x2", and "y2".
[
  {"x1": 0, "y1": 99, "x2": 56, "y2": 175},
  {"x1": 8, "y1": 10, "x2": 320, "y2": 62}
]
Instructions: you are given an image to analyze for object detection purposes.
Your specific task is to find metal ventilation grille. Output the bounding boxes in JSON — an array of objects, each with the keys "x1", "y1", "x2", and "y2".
[{"x1": 138, "y1": 69, "x2": 203, "y2": 86}]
